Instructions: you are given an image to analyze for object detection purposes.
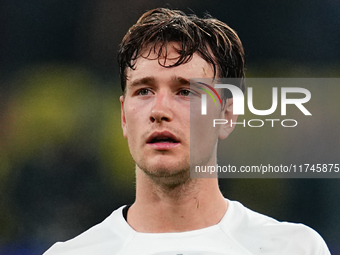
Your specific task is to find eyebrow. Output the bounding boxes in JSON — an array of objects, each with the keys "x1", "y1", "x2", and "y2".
[
  {"x1": 128, "y1": 77, "x2": 156, "y2": 88},
  {"x1": 173, "y1": 76, "x2": 190, "y2": 85},
  {"x1": 127, "y1": 76, "x2": 190, "y2": 88}
]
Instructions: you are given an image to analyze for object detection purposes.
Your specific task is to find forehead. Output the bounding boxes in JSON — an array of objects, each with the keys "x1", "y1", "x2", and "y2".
[{"x1": 125, "y1": 44, "x2": 215, "y2": 86}]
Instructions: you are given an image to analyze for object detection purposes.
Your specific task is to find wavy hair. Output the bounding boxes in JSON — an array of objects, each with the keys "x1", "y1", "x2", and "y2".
[{"x1": 118, "y1": 8, "x2": 245, "y2": 92}]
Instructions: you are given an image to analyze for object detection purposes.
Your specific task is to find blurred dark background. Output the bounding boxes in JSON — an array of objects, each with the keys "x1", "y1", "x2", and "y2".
[{"x1": 0, "y1": 0, "x2": 339, "y2": 254}]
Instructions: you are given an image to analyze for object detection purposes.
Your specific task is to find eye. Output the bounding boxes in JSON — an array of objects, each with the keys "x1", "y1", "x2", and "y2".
[
  {"x1": 136, "y1": 88, "x2": 152, "y2": 96},
  {"x1": 178, "y1": 89, "x2": 191, "y2": 97}
]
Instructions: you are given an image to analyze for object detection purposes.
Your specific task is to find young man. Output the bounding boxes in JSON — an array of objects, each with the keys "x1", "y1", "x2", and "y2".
[{"x1": 44, "y1": 8, "x2": 330, "y2": 254}]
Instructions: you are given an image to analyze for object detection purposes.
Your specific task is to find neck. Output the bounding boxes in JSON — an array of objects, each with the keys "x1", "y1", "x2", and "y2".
[{"x1": 127, "y1": 167, "x2": 227, "y2": 233}]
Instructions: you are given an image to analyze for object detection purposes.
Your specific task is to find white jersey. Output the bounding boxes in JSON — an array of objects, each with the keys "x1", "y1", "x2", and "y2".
[{"x1": 44, "y1": 200, "x2": 330, "y2": 255}]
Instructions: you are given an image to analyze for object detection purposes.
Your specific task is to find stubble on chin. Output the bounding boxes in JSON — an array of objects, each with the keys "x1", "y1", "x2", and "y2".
[{"x1": 137, "y1": 159, "x2": 192, "y2": 191}]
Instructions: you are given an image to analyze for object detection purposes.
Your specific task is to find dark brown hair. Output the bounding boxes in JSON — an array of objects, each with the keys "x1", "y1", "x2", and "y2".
[{"x1": 118, "y1": 8, "x2": 245, "y2": 92}]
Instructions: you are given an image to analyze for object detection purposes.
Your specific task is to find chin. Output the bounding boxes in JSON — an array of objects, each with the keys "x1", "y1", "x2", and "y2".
[
  {"x1": 138, "y1": 161, "x2": 191, "y2": 188},
  {"x1": 140, "y1": 156, "x2": 188, "y2": 172}
]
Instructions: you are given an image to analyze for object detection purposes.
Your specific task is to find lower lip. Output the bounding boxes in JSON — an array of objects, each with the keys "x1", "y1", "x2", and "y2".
[{"x1": 147, "y1": 142, "x2": 180, "y2": 150}]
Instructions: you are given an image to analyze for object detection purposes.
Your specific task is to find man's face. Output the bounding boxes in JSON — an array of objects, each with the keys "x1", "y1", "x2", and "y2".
[{"x1": 120, "y1": 44, "x2": 230, "y2": 186}]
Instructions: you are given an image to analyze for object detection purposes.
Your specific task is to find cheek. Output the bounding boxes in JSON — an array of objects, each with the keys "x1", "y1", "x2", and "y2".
[
  {"x1": 124, "y1": 107, "x2": 143, "y2": 135},
  {"x1": 190, "y1": 103, "x2": 221, "y2": 150}
]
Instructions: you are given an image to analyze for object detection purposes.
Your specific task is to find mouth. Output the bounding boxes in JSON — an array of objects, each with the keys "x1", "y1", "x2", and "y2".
[{"x1": 146, "y1": 131, "x2": 180, "y2": 150}]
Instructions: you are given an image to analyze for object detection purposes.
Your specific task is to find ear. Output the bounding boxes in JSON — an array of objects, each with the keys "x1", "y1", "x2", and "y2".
[
  {"x1": 120, "y1": 95, "x2": 128, "y2": 138},
  {"x1": 218, "y1": 98, "x2": 238, "y2": 140}
]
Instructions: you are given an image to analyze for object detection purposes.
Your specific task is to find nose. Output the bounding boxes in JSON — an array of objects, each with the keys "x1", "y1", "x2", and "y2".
[{"x1": 149, "y1": 92, "x2": 173, "y2": 123}]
